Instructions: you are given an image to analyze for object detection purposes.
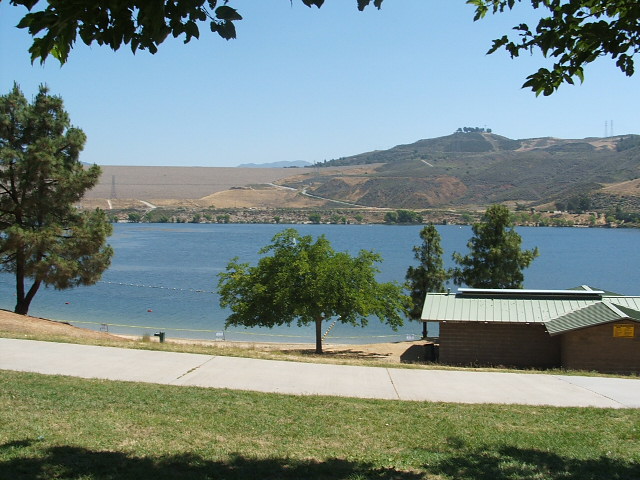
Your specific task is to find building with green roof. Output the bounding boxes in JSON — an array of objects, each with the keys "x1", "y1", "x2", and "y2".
[{"x1": 421, "y1": 286, "x2": 640, "y2": 373}]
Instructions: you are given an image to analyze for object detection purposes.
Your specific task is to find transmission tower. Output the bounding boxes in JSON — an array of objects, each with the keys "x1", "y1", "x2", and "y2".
[{"x1": 110, "y1": 175, "x2": 117, "y2": 199}]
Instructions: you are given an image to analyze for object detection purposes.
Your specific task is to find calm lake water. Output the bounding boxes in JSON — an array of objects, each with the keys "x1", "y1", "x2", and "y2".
[{"x1": 1, "y1": 223, "x2": 639, "y2": 344}]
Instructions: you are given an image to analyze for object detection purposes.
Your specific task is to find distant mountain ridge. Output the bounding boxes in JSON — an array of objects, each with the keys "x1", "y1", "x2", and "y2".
[{"x1": 237, "y1": 160, "x2": 311, "y2": 168}]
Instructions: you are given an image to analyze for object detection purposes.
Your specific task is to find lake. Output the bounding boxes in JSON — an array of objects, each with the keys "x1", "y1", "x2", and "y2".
[{"x1": 1, "y1": 223, "x2": 639, "y2": 344}]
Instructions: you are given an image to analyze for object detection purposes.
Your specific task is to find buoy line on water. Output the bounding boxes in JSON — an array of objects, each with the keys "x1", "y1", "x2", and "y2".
[
  {"x1": 97, "y1": 280, "x2": 215, "y2": 294},
  {"x1": 69, "y1": 319, "x2": 415, "y2": 341}
]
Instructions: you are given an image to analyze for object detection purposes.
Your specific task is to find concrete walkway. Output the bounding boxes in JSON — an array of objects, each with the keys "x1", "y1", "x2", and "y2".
[{"x1": 1, "y1": 338, "x2": 639, "y2": 408}]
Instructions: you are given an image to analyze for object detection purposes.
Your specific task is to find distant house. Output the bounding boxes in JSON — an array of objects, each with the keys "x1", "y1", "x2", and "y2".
[{"x1": 421, "y1": 286, "x2": 640, "y2": 374}]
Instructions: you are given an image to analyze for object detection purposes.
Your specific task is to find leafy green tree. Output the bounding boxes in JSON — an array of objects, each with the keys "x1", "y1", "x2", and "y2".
[
  {"x1": 470, "y1": 0, "x2": 640, "y2": 95},
  {"x1": 451, "y1": 205, "x2": 539, "y2": 288},
  {"x1": 384, "y1": 211, "x2": 398, "y2": 224},
  {"x1": 460, "y1": 212, "x2": 474, "y2": 224},
  {"x1": 308, "y1": 212, "x2": 322, "y2": 224},
  {"x1": 0, "y1": 84, "x2": 113, "y2": 315},
  {"x1": 396, "y1": 209, "x2": 423, "y2": 224},
  {"x1": 405, "y1": 224, "x2": 449, "y2": 322},
  {"x1": 330, "y1": 214, "x2": 342, "y2": 224},
  {"x1": 218, "y1": 228, "x2": 407, "y2": 353},
  {"x1": 385, "y1": 210, "x2": 423, "y2": 224},
  {"x1": 127, "y1": 212, "x2": 142, "y2": 223}
]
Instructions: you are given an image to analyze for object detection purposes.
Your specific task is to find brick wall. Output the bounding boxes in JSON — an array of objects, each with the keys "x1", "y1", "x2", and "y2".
[
  {"x1": 439, "y1": 322, "x2": 561, "y2": 368},
  {"x1": 561, "y1": 320, "x2": 640, "y2": 374}
]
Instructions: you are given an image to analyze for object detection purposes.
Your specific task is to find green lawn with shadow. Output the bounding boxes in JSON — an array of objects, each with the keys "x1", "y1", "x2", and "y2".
[{"x1": 2, "y1": 370, "x2": 639, "y2": 479}]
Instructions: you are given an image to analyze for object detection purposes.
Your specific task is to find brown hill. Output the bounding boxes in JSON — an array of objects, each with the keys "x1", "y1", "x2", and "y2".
[
  {"x1": 80, "y1": 133, "x2": 640, "y2": 212},
  {"x1": 284, "y1": 133, "x2": 640, "y2": 210}
]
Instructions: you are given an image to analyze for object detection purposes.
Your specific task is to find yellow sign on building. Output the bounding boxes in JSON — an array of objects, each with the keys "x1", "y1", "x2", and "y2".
[{"x1": 613, "y1": 324, "x2": 635, "y2": 338}]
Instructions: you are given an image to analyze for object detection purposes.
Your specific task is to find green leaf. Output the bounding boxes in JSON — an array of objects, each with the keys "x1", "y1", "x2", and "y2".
[
  {"x1": 487, "y1": 35, "x2": 508, "y2": 55},
  {"x1": 184, "y1": 21, "x2": 200, "y2": 41},
  {"x1": 214, "y1": 20, "x2": 237, "y2": 40},
  {"x1": 215, "y1": 6, "x2": 242, "y2": 21},
  {"x1": 302, "y1": 0, "x2": 325, "y2": 8}
]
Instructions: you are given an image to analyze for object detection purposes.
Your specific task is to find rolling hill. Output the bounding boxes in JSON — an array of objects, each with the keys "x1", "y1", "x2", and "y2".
[
  {"x1": 82, "y1": 133, "x2": 640, "y2": 213},
  {"x1": 277, "y1": 132, "x2": 640, "y2": 210}
]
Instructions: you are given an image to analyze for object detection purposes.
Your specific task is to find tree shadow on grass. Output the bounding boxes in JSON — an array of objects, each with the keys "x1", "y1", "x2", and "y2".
[
  {"x1": 287, "y1": 348, "x2": 392, "y2": 360},
  {"x1": 426, "y1": 445, "x2": 640, "y2": 480},
  {"x1": 0, "y1": 440, "x2": 423, "y2": 480}
]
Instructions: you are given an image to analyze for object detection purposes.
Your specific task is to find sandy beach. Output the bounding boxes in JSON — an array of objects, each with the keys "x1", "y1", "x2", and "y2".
[{"x1": 0, "y1": 309, "x2": 430, "y2": 364}]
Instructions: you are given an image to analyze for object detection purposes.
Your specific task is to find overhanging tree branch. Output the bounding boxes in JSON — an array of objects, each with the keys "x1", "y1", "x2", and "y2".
[{"x1": 469, "y1": 0, "x2": 640, "y2": 94}]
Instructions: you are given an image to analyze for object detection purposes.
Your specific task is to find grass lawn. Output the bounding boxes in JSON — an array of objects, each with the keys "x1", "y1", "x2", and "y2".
[{"x1": 1, "y1": 370, "x2": 639, "y2": 479}]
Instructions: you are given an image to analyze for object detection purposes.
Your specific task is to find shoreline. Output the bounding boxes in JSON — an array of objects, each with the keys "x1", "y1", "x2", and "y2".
[
  {"x1": 115, "y1": 333, "x2": 323, "y2": 351},
  {"x1": 0, "y1": 309, "x2": 431, "y2": 364}
]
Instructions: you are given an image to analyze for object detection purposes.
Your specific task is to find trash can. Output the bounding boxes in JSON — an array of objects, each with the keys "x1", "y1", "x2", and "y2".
[{"x1": 154, "y1": 331, "x2": 165, "y2": 343}]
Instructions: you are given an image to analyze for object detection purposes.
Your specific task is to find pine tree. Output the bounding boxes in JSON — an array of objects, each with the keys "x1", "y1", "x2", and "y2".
[
  {"x1": 405, "y1": 224, "x2": 449, "y2": 321},
  {"x1": 0, "y1": 84, "x2": 113, "y2": 315},
  {"x1": 451, "y1": 205, "x2": 538, "y2": 288}
]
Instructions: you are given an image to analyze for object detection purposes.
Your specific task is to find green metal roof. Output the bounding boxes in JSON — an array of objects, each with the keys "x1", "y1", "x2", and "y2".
[
  {"x1": 569, "y1": 285, "x2": 625, "y2": 296},
  {"x1": 545, "y1": 303, "x2": 624, "y2": 335},
  {"x1": 613, "y1": 304, "x2": 640, "y2": 322},
  {"x1": 421, "y1": 288, "x2": 640, "y2": 335}
]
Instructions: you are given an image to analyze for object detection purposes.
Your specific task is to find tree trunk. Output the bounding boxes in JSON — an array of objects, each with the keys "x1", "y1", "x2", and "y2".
[
  {"x1": 14, "y1": 277, "x2": 41, "y2": 316},
  {"x1": 314, "y1": 317, "x2": 323, "y2": 354},
  {"x1": 15, "y1": 252, "x2": 27, "y2": 315},
  {"x1": 14, "y1": 299, "x2": 30, "y2": 315},
  {"x1": 14, "y1": 246, "x2": 43, "y2": 315}
]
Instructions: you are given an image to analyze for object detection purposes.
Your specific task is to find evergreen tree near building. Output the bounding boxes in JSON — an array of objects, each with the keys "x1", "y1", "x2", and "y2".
[
  {"x1": 0, "y1": 84, "x2": 113, "y2": 315},
  {"x1": 405, "y1": 224, "x2": 449, "y2": 321},
  {"x1": 451, "y1": 205, "x2": 538, "y2": 288}
]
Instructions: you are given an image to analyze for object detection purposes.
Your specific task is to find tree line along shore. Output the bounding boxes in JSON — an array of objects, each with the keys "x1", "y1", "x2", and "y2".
[{"x1": 102, "y1": 206, "x2": 638, "y2": 228}]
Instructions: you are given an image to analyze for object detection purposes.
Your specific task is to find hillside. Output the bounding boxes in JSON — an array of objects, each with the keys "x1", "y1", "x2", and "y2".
[
  {"x1": 277, "y1": 132, "x2": 640, "y2": 210},
  {"x1": 81, "y1": 133, "x2": 640, "y2": 214}
]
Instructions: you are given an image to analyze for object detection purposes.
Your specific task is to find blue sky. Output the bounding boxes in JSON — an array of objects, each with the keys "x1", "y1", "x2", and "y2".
[{"x1": 1, "y1": 1, "x2": 638, "y2": 167}]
